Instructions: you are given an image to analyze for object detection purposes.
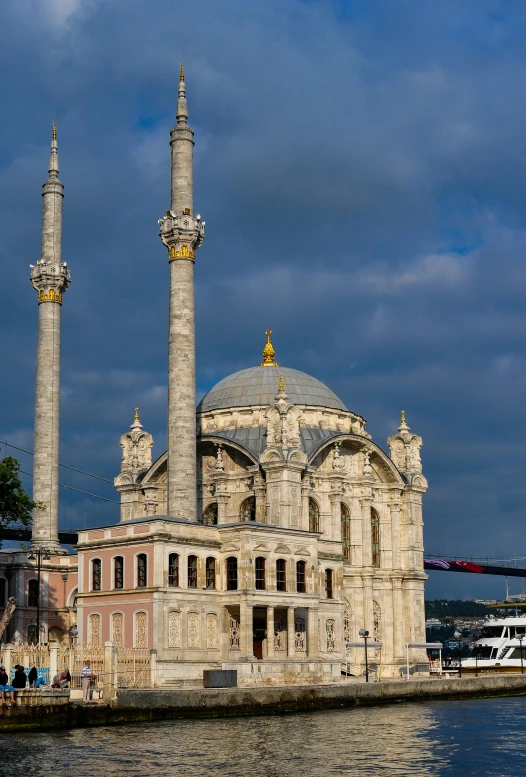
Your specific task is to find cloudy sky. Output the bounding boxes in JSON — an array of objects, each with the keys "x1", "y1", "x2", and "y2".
[{"x1": 2, "y1": 0, "x2": 526, "y2": 598}]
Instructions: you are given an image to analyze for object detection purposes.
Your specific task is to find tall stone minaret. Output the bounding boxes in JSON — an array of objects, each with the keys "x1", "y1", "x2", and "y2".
[
  {"x1": 159, "y1": 63, "x2": 205, "y2": 520},
  {"x1": 29, "y1": 124, "x2": 71, "y2": 551}
]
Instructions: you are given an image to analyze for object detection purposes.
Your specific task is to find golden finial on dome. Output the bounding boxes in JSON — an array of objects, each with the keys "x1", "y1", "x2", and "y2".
[
  {"x1": 260, "y1": 328, "x2": 278, "y2": 366},
  {"x1": 278, "y1": 374, "x2": 284, "y2": 391},
  {"x1": 134, "y1": 407, "x2": 139, "y2": 421},
  {"x1": 401, "y1": 409, "x2": 406, "y2": 425}
]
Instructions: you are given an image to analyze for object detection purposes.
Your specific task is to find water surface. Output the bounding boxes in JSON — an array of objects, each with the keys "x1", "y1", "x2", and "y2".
[{"x1": 4, "y1": 697, "x2": 526, "y2": 776}]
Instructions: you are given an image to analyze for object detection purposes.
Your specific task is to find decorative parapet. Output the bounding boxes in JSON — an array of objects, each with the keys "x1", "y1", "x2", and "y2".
[
  {"x1": 158, "y1": 209, "x2": 205, "y2": 262},
  {"x1": 30, "y1": 260, "x2": 71, "y2": 304}
]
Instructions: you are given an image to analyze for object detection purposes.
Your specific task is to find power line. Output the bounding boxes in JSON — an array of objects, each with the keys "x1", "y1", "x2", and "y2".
[
  {"x1": 19, "y1": 469, "x2": 119, "y2": 504},
  {"x1": 0, "y1": 439, "x2": 114, "y2": 484}
]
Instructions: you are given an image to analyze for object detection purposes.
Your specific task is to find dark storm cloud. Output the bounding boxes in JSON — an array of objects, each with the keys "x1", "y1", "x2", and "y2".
[{"x1": 2, "y1": 0, "x2": 526, "y2": 597}]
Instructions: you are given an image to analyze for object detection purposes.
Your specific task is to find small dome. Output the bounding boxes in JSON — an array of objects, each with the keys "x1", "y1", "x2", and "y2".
[{"x1": 197, "y1": 366, "x2": 347, "y2": 413}]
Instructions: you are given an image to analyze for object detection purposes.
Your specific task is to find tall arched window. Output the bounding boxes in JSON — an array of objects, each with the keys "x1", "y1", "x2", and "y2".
[
  {"x1": 341, "y1": 503, "x2": 351, "y2": 562},
  {"x1": 188, "y1": 555, "x2": 198, "y2": 588},
  {"x1": 226, "y1": 557, "x2": 238, "y2": 590},
  {"x1": 255, "y1": 557, "x2": 266, "y2": 590},
  {"x1": 114, "y1": 556, "x2": 124, "y2": 589},
  {"x1": 240, "y1": 496, "x2": 256, "y2": 522},
  {"x1": 325, "y1": 568, "x2": 333, "y2": 599},
  {"x1": 371, "y1": 508, "x2": 380, "y2": 568},
  {"x1": 168, "y1": 553, "x2": 179, "y2": 586},
  {"x1": 92, "y1": 559, "x2": 101, "y2": 591},
  {"x1": 309, "y1": 498, "x2": 320, "y2": 533},
  {"x1": 203, "y1": 502, "x2": 218, "y2": 525},
  {"x1": 136, "y1": 554, "x2": 147, "y2": 588},
  {"x1": 206, "y1": 557, "x2": 216, "y2": 589},
  {"x1": 28, "y1": 579, "x2": 39, "y2": 607},
  {"x1": 296, "y1": 560, "x2": 306, "y2": 593},
  {"x1": 276, "y1": 559, "x2": 287, "y2": 591}
]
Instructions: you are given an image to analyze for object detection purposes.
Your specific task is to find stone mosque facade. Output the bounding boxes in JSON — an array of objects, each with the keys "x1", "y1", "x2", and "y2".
[{"x1": 0, "y1": 66, "x2": 428, "y2": 685}]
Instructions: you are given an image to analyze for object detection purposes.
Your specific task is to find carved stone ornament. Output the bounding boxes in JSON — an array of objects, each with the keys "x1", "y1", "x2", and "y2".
[
  {"x1": 387, "y1": 413, "x2": 423, "y2": 474},
  {"x1": 119, "y1": 412, "x2": 153, "y2": 473},
  {"x1": 158, "y1": 209, "x2": 205, "y2": 262},
  {"x1": 264, "y1": 402, "x2": 302, "y2": 450},
  {"x1": 30, "y1": 259, "x2": 71, "y2": 304}
]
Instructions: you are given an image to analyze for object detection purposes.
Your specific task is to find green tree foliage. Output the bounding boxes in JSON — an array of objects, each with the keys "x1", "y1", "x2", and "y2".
[
  {"x1": 0, "y1": 453, "x2": 38, "y2": 544},
  {"x1": 425, "y1": 599, "x2": 492, "y2": 620}
]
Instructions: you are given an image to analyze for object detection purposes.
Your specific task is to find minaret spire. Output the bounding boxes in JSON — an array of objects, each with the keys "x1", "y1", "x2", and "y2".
[
  {"x1": 158, "y1": 64, "x2": 205, "y2": 521},
  {"x1": 29, "y1": 124, "x2": 71, "y2": 552}
]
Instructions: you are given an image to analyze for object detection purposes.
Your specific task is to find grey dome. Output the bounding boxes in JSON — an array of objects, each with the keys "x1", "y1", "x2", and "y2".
[{"x1": 197, "y1": 366, "x2": 347, "y2": 413}]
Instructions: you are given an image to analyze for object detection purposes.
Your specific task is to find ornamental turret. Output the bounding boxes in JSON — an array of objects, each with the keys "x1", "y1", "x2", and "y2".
[
  {"x1": 29, "y1": 124, "x2": 71, "y2": 551},
  {"x1": 158, "y1": 63, "x2": 205, "y2": 520}
]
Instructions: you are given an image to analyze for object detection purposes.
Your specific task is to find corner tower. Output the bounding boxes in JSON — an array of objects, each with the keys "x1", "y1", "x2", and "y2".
[
  {"x1": 29, "y1": 124, "x2": 71, "y2": 550},
  {"x1": 158, "y1": 63, "x2": 205, "y2": 520}
]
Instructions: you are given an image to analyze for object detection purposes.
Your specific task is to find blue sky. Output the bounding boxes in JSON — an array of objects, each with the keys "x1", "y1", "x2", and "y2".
[{"x1": 2, "y1": 0, "x2": 526, "y2": 598}]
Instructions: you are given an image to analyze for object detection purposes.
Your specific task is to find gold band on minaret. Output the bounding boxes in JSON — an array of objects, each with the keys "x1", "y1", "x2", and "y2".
[
  {"x1": 260, "y1": 329, "x2": 278, "y2": 366},
  {"x1": 52, "y1": 121, "x2": 57, "y2": 140},
  {"x1": 180, "y1": 59, "x2": 184, "y2": 81}
]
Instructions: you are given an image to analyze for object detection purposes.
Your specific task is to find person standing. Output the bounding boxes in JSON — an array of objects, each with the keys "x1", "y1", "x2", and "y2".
[
  {"x1": 12, "y1": 664, "x2": 27, "y2": 706},
  {"x1": 81, "y1": 660, "x2": 93, "y2": 702},
  {"x1": 0, "y1": 665, "x2": 15, "y2": 707}
]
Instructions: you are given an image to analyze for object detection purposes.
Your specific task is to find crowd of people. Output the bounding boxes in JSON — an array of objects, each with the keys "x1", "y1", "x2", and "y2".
[{"x1": 0, "y1": 663, "x2": 73, "y2": 707}]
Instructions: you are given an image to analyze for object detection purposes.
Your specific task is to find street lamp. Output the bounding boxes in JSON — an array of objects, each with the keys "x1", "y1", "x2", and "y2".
[
  {"x1": 359, "y1": 628, "x2": 369, "y2": 683},
  {"x1": 27, "y1": 548, "x2": 51, "y2": 646}
]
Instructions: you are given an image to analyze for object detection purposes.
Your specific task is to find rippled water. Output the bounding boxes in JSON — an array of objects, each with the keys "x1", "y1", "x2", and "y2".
[{"x1": 3, "y1": 697, "x2": 526, "y2": 776}]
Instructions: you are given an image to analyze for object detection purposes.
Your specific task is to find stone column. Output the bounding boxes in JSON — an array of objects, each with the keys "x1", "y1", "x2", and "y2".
[
  {"x1": 30, "y1": 125, "x2": 71, "y2": 552},
  {"x1": 216, "y1": 493, "x2": 229, "y2": 525},
  {"x1": 240, "y1": 600, "x2": 253, "y2": 658},
  {"x1": 253, "y1": 480, "x2": 266, "y2": 524},
  {"x1": 301, "y1": 480, "x2": 310, "y2": 532},
  {"x1": 287, "y1": 607, "x2": 295, "y2": 658},
  {"x1": 49, "y1": 642, "x2": 59, "y2": 678},
  {"x1": 267, "y1": 606, "x2": 275, "y2": 658},
  {"x1": 307, "y1": 608, "x2": 319, "y2": 657},
  {"x1": 103, "y1": 640, "x2": 117, "y2": 700},
  {"x1": 390, "y1": 497, "x2": 402, "y2": 571},
  {"x1": 159, "y1": 64, "x2": 205, "y2": 521},
  {"x1": 392, "y1": 578, "x2": 404, "y2": 661}
]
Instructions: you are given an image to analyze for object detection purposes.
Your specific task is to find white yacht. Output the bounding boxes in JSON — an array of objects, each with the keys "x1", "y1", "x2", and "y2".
[{"x1": 463, "y1": 615, "x2": 526, "y2": 674}]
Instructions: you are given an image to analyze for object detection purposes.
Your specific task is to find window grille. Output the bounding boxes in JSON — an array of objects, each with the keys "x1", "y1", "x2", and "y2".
[
  {"x1": 114, "y1": 556, "x2": 124, "y2": 589},
  {"x1": 255, "y1": 557, "x2": 266, "y2": 590},
  {"x1": 137, "y1": 554, "x2": 147, "y2": 588},
  {"x1": 168, "y1": 553, "x2": 179, "y2": 586},
  {"x1": 92, "y1": 559, "x2": 101, "y2": 592},
  {"x1": 296, "y1": 560, "x2": 306, "y2": 593},
  {"x1": 188, "y1": 555, "x2": 198, "y2": 588},
  {"x1": 226, "y1": 557, "x2": 238, "y2": 591},
  {"x1": 205, "y1": 557, "x2": 216, "y2": 589},
  {"x1": 276, "y1": 559, "x2": 287, "y2": 591}
]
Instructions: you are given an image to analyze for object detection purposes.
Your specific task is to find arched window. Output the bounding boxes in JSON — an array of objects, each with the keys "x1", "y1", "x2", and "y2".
[
  {"x1": 226, "y1": 557, "x2": 238, "y2": 591},
  {"x1": 276, "y1": 559, "x2": 287, "y2": 592},
  {"x1": 341, "y1": 503, "x2": 351, "y2": 563},
  {"x1": 28, "y1": 579, "x2": 39, "y2": 607},
  {"x1": 309, "y1": 498, "x2": 320, "y2": 533},
  {"x1": 188, "y1": 555, "x2": 198, "y2": 588},
  {"x1": 114, "y1": 556, "x2": 124, "y2": 589},
  {"x1": 255, "y1": 557, "x2": 266, "y2": 590},
  {"x1": 296, "y1": 560, "x2": 306, "y2": 593},
  {"x1": 137, "y1": 554, "x2": 147, "y2": 587},
  {"x1": 206, "y1": 557, "x2": 216, "y2": 589},
  {"x1": 203, "y1": 502, "x2": 218, "y2": 526},
  {"x1": 240, "y1": 496, "x2": 256, "y2": 522},
  {"x1": 325, "y1": 569, "x2": 333, "y2": 599},
  {"x1": 168, "y1": 553, "x2": 179, "y2": 586},
  {"x1": 371, "y1": 508, "x2": 380, "y2": 568},
  {"x1": 92, "y1": 559, "x2": 101, "y2": 591}
]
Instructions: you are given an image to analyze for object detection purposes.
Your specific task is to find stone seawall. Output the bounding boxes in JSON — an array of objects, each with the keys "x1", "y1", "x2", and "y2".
[{"x1": 3, "y1": 676, "x2": 526, "y2": 732}]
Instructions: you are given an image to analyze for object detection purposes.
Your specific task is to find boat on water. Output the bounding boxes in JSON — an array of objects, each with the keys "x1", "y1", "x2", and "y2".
[{"x1": 462, "y1": 614, "x2": 526, "y2": 674}]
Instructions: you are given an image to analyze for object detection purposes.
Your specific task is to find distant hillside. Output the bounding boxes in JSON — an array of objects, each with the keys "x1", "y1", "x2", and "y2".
[{"x1": 425, "y1": 599, "x2": 492, "y2": 619}]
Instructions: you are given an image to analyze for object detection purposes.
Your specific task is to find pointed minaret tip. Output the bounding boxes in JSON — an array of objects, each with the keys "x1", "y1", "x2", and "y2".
[
  {"x1": 180, "y1": 59, "x2": 185, "y2": 82},
  {"x1": 52, "y1": 120, "x2": 57, "y2": 141}
]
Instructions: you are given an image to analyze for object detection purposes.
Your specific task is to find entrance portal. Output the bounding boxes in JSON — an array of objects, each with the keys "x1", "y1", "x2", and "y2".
[{"x1": 253, "y1": 610, "x2": 267, "y2": 659}]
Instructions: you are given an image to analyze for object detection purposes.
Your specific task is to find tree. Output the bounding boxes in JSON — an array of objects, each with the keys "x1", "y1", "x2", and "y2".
[{"x1": 0, "y1": 452, "x2": 39, "y2": 544}]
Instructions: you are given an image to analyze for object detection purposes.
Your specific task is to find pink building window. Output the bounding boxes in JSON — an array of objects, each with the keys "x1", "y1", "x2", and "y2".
[
  {"x1": 92, "y1": 560, "x2": 101, "y2": 592},
  {"x1": 114, "y1": 556, "x2": 124, "y2": 589},
  {"x1": 168, "y1": 553, "x2": 179, "y2": 586},
  {"x1": 137, "y1": 554, "x2": 147, "y2": 588}
]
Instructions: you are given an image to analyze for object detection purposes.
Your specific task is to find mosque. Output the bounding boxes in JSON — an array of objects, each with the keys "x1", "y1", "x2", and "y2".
[{"x1": 0, "y1": 66, "x2": 428, "y2": 684}]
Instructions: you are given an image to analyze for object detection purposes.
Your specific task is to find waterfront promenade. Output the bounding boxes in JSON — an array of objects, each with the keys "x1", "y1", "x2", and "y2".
[{"x1": 3, "y1": 674, "x2": 526, "y2": 732}]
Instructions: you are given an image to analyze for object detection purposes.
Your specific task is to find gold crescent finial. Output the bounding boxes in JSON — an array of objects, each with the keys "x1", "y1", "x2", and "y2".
[
  {"x1": 134, "y1": 407, "x2": 139, "y2": 421},
  {"x1": 278, "y1": 375, "x2": 284, "y2": 391},
  {"x1": 401, "y1": 409, "x2": 406, "y2": 425},
  {"x1": 260, "y1": 329, "x2": 278, "y2": 366},
  {"x1": 180, "y1": 59, "x2": 184, "y2": 81}
]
